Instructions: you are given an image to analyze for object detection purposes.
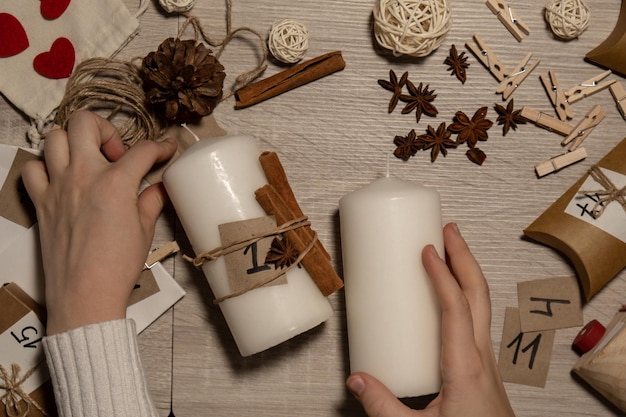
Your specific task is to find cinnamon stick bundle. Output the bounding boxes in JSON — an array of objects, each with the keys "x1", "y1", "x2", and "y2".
[
  {"x1": 235, "y1": 51, "x2": 345, "y2": 109},
  {"x1": 259, "y1": 151, "x2": 330, "y2": 261},
  {"x1": 255, "y1": 184, "x2": 343, "y2": 297}
]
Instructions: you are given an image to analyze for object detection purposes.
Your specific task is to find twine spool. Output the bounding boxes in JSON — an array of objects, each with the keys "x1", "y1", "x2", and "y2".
[
  {"x1": 545, "y1": 0, "x2": 590, "y2": 40},
  {"x1": 373, "y1": 0, "x2": 451, "y2": 58},
  {"x1": 268, "y1": 19, "x2": 310, "y2": 64},
  {"x1": 159, "y1": 0, "x2": 196, "y2": 14}
]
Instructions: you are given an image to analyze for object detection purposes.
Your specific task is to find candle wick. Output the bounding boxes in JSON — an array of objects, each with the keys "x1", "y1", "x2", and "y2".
[{"x1": 181, "y1": 123, "x2": 200, "y2": 142}]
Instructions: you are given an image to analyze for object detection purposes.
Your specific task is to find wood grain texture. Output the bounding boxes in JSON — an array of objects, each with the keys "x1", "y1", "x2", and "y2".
[{"x1": 1, "y1": 0, "x2": 625, "y2": 416}]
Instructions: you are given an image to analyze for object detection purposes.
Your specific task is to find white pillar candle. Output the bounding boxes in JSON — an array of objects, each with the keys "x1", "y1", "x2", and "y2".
[
  {"x1": 163, "y1": 135, "x2": 333, "y2": 356},
  {"x1": 339, "y1": 176, "x2": 443, "y2": 398}
]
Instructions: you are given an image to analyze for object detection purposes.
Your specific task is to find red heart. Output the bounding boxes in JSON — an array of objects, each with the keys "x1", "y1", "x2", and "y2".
[
  {"x1": 41, "y1": 0, "x2": 71, "y2": 20},
  {"x1": 0, "y1": 13, "x2": 29, "y2": 58},
  {"x1": 33, "y1": 37, "x2": 75, "y2": 79}
]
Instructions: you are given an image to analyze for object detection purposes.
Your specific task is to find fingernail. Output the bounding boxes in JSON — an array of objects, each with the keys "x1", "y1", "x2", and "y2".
[
  {"x1": 346, "y1": 374, "x2": 366, "y2": 398},
  {"x1": 450, "y1": 222, "x2": 461, "y2": 236}
]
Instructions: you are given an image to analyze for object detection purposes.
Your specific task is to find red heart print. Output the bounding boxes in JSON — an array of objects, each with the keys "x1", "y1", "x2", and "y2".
[
  {"x1": 33, "y1": 37, "x2": 75, "y2": 79},
  {"x1": 41, "y1": 0, "x2": 72, "y2": 20},
  {"x1": 0, "y1": 13, "x2": 29, "y2": 58}
]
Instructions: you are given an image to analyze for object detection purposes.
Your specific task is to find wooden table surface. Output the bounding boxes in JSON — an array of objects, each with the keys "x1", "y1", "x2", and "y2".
[{"x1": 2, "y1": 1, "x2": 626, "y2": 416}]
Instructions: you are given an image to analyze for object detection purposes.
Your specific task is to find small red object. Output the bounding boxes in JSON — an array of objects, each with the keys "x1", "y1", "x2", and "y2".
[
  {"x1": 41, "y1": 0, "x2": 72, "y2": 20},
  {"x1": 573, "y1": 319, "x2": 606, "y2": 354},
  {"x1": 0, "y1": 13, "x2": 29, "y2": 58},
  {"x1": 33, "y1": 37, "x2": 75, "y2": 79}
]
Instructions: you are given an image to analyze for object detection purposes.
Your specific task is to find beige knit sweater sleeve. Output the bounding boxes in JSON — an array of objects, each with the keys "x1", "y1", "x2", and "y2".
[{"x1": 42, "y1": 319, "x2": 159, "y2": 417}]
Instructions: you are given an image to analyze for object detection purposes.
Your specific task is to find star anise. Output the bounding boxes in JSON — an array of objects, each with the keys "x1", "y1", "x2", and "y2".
[
  {"x1": 448, "y1": 107, "x2": 493, "y2": 148},
  {"x1": 444, "y1": 44, "x2": 469, "y2": 84},
  {"x1": 399, "y1": 80, "x2": 438, "y2": 122},
  {"x1": 378, "y1": 69, "x2": 408, "y2": 113},
  {"x1": 393, "y1": 129, "x2": 423, "y2": 161},
  {"x1": 419, "y1": 122, "x2": 457, "y2": 162},
  {"x1": 265, "y1": 236, "x2": 299, "y2": 269},
  {"x1": 494, "y1": 98, "x2": 526, "y2": 136}
]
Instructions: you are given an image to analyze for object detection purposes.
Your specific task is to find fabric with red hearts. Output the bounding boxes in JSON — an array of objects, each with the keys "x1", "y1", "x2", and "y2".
[{"x1": 0, "y1": 0, "x2": 139, "y2": 120}]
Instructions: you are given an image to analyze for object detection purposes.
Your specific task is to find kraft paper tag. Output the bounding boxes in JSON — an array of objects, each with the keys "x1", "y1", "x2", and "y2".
[
  {"x1": 219, "y1": 216, "x2": 287, "y2": 294},
  {"x1": 498, "y1": 307, "x2": 555, "y2": 388},
  {"x1": 127, "y1": 269, "x2": 160, "y2": 307},
  {"x1": 517, "y1": 276, "x2": 583, "y2": 332},
  {"x1": 0, "y1": 148, "x2": 39, "y2": 228},
  {"x1": 0, "y1": 283, "x2": 51, "y2": 415}
]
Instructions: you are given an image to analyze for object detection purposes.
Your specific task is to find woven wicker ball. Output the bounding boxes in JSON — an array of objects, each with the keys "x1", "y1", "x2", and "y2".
[
  {"x1": 373, "y1": 0, "x2": 452, "y2": 58},
  {"x1": 545, "y1": 0, "x2": 590, "y2": 40},
  {"x1": 159, "y1": 0, "x2": 196, "y2": 14},
  {"x1": 268, "y1": 19, "x2": 310, "y2": 64}
]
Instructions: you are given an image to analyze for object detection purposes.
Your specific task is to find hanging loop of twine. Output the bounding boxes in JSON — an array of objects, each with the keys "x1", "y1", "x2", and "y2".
[
  {"x1": 182, "y1": 216, "x2": 316, "y2": 304},
  {"x1": 178, "y1": 0, "x2": 268, "y2": 97},
  {"x1": 0, "y1": 363, "x2": 48, "y2": 417},
  {"x1": 578, "y1": 165, "x2": 626, "y2": 218}
]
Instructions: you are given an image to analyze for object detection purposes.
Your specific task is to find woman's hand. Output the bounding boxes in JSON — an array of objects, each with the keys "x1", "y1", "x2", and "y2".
[
  {"x1": 22, "y1": 111, "x2": 177, "y2": 335},
  {"x1": 346, "y1": 223, "x2": 515, "y2": 417}
]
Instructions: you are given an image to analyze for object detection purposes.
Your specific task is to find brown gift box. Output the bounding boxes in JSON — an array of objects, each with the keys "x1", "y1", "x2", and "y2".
[
  {"x1": 524, "y1": 138, "x2": 626, "y2": 301},
  {"x1": 0, "y1": 282, "x2": 56, "y2": 417}
]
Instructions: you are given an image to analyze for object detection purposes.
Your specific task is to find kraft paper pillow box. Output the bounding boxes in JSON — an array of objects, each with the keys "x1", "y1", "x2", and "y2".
[
  {"x1": 0, "y1": 282, "x2": 56, "y2": 417},
  {"x1": 524, "y1": 138, "x2": 626, "y2": 301}
]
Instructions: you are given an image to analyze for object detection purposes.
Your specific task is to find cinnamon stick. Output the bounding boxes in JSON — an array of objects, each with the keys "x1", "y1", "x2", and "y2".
[
  {"x1": 235, "y1": 51, "x2": 346, "y2": 109},
  {"x1": 255, "y1": 184, "x2": 343, "y2": 296},
  {"x1": 258, "y1": 151, "x2": 330, "y2": 261}
]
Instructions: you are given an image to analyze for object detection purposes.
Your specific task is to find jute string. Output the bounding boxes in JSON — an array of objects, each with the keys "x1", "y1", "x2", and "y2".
[
  {"x1": 52, "y1": 0, "x2": 267, "y2": 146},
  {"x1": 578, "y1": 165, "x2": 626, "y2": 218},
  {"x1": 0, "y1": 363, "x2": 48, "y2": 417},
  {"x1": 55, "y1": 58, "x2": 162, "y2": 147},
  {"x1": 183, "y1": 216, "x2": 317, "y2": 304}
]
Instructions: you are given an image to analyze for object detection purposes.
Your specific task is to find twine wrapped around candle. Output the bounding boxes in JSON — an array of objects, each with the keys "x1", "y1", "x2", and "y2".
[
  {"x1": 578, "y1": 165, "x2": 626, "y2": 218},
  {"x1": 183, "y1": 217, "x2": 317, "y2": 304},
  {"x1": 0, "y1": 363, "x2": 47, "y2": 417}
]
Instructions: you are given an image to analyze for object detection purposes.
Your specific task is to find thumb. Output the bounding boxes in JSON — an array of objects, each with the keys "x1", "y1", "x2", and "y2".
[
  {"x1": 137, "y1": 182, "x2": 169, "y2": 234},
  {"x1": 346, "y1": 373, "x2": 417, "y2": 417}
]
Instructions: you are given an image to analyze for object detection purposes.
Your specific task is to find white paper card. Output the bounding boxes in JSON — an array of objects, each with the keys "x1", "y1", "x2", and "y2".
[
  {"x1": 0, "y1": 311, "x2": 47, "y2": 400},
  {"x1": 565, "y1": 167, "x2": 626, "y2": 243}
]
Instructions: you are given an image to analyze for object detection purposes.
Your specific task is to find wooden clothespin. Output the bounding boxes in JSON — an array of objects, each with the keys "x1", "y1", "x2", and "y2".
[
  {"x1": 485, "y1": 0, "x2": 530, "y2": 42},
  {"x1": 520, "y1": 107, "x2": 574, "y2": 136},
  {"x1": 465, "y1": 34, "x2": 509, "y2": 82},
  {"x1": 609, "y1": 81, "x2": 626, "y2": 120},
  {"x1": 539, "y1": 70, "x2": 574, "y2": 120},
  {"x1": 535, "y1": 148, "x2": 587, "y2": 177},
  {"x1": 561, "y1": 105, "x2": 605, "y2": 151},
  {"x1": 144, "y1": 240, "x2": 180, "y2": 269},
  {"x1": 496, "y1": 52, "x2": 539, "y2": 100},
  {"x1": 564, "y1": 70, "x2": 616, "y2": 104}
]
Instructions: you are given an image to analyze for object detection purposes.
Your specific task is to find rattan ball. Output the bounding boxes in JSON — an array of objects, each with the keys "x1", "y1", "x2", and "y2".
[
  {"x1": 373, "y1": 0, "x2": 452, "y2": 58},
  {"x1": 159, "y1": 0, "x2": 196, "y2": 14},
  {"x1": 268, "y1": 19, "x2": 310, "y2": 64},
  {"x1": 545, "y1": 0, "x2": 590, "y2": 40}
]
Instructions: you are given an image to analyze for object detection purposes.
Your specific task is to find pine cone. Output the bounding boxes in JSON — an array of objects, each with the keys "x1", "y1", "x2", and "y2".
[{"x1": 141, "y1": 37, "x2": 226, "y2": 124}]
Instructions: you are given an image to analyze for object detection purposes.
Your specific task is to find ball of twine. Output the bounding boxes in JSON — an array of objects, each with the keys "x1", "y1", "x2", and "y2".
[
  {"x1": 545, "y1": 0, "x2": 590, "y2": 40},
  {"x1": 268, "y1": 19, "x2": 310, "y2": 64},
  {"x1": 55, "y1": 57, "x2": 163, "y2": 148},
  {"x1": 373, "y1": 0, "x2": 452, "y2": 58},
  {"x1": 159, "y1": 0, "x2": 196, "y2": 14}
]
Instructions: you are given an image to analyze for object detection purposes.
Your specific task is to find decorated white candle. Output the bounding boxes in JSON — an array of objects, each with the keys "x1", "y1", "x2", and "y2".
[
  {"x1": 339, "y1": 175, "x2": 443, "y2": 398},
  {"x1": 163, "y1": 135, "x2": 333, "y2": 356}
]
